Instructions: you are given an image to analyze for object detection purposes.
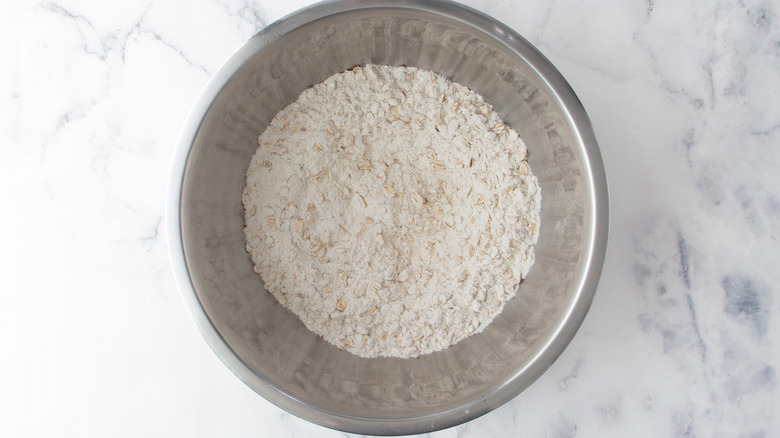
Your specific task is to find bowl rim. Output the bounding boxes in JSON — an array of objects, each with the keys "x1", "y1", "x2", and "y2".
[{"x1": 166, "y1": 0, "x2": 609, "y2": 435}]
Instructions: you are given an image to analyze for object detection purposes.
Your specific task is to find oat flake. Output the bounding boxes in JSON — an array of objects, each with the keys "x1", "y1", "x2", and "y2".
[{"x1": 242, "y1": 65, "x2": 540, "y2": 358}]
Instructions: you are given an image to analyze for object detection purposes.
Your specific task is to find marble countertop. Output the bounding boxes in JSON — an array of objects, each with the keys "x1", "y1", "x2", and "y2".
[{"x1": 2, "y1": 0, "x2": 778, "y2": 436}]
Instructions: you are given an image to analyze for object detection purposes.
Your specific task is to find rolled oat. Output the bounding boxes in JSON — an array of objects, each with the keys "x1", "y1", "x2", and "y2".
[{"x1": 243, "y1": 65, "x2": 540, "y2": 358}]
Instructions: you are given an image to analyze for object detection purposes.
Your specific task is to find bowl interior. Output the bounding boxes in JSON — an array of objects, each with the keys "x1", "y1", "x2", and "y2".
[{"x1": 177, "y1": 3, "x2": 601, "y2": 435}]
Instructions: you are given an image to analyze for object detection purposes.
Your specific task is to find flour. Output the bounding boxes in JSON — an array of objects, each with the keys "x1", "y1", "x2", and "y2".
[{"x1": 242, "y1": 65, "x2": 540, "y2": 358}]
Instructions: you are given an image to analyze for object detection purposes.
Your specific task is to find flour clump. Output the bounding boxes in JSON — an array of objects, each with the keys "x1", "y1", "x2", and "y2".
[{"x1": 242, "y1": 65, "x2": 540, "y2": 358}]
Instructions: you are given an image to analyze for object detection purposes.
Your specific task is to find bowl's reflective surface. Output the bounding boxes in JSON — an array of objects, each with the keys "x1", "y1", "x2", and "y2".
[{"x1": 167, "y1": 0, "x2": 608, "y2": 435}]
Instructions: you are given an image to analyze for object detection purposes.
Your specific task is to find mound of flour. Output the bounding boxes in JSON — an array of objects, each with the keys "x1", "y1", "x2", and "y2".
[{"x1": 243, "y1": 65, "x2": 540, "y2": 358}]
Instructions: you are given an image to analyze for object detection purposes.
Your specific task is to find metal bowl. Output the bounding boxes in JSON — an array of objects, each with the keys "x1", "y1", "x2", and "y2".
[{"x1": 166, "y1": 0, "x2": 608, "y2": 435}]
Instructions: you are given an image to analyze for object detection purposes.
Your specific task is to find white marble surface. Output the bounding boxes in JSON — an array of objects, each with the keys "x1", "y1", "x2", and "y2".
[{"x1": 2, "y1": 0, "x2": 778, "y2": 436}]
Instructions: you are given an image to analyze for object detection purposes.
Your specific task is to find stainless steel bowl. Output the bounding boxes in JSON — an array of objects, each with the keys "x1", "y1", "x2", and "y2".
[{"x1": 166, "y1": 0, "x2": 608, "y2": 435}]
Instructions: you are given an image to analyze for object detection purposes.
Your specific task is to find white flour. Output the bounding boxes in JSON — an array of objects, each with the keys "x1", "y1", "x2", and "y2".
[{"x1": 243, "y1": 65, "x2": 540, "y2": 358}]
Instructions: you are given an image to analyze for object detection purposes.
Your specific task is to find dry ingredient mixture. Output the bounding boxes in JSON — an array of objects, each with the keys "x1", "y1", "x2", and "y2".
[{"x1": 243, "y1": 65, "x2": 540, "y2": 358}]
